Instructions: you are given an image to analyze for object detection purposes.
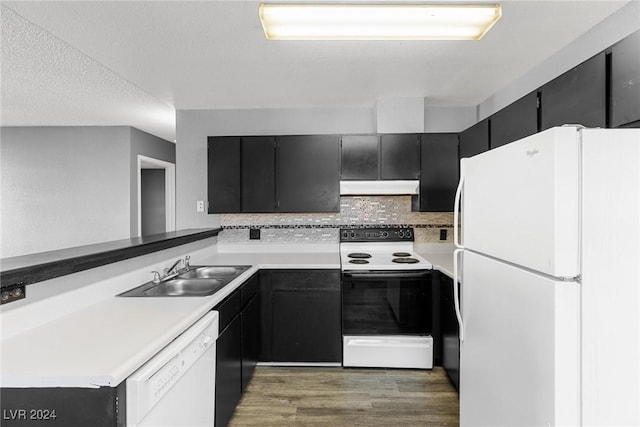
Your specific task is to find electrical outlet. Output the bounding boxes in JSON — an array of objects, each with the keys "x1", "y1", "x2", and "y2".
[
  {"x1": 440, "y1": 229, "x2": 448, "y2": 241},
  {"x1": 196, "y1": 200, "x2": 205, "y2": 212}
]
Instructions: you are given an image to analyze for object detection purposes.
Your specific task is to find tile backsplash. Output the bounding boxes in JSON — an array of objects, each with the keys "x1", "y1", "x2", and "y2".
[{"x1": 219, "y1": 196, "x2": 454, "y2": 244}]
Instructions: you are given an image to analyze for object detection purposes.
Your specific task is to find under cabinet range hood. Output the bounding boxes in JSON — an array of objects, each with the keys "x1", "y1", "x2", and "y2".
[{"x1": 339, "y1": 180, "x2": 419, "y2": 195}]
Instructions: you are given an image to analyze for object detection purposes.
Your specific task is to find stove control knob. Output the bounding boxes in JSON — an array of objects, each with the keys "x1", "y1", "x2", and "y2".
[
  {"x1": 406, "y1": 230, "x2": 412, "y2": 239},
  {"x1": 398, "y1": 230, "x2": 404, "y2": 238},
  {"x1": 381, "y1": 231, "x2": 388, "y2": 238},
  {"x1": 342, "y1": 231, "x2": 349, "y2": 239},
  {"x1": 350, "y1": 231, "x2": 356, "y2": 239}
]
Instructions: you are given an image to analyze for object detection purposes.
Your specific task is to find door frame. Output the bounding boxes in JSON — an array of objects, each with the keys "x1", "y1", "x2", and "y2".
[{"x1": 137, "y1": 155, "x2": 176, "y2": 236}]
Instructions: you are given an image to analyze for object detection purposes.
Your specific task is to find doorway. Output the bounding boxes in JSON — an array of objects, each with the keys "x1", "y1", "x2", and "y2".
[{"x1": 137, "y1": 155, "x2": 175, "y2": 237}]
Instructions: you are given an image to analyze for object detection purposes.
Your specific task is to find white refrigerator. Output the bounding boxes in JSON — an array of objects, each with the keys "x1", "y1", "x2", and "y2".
[{"x1": 453, "y1": 126, "x2": 640, "y2": 426}]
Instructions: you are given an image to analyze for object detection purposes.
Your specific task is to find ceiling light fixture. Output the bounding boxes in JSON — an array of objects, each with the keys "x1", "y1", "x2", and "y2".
[{"x1": 258, "y1": 3, "x2": 502, "y2": 41}]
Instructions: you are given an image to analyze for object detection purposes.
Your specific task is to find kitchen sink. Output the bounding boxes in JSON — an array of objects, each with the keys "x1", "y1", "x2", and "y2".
[
  {"x1": 178, "y1": 265, "x2": 250, "y2": 279},
  {"x1": 140, "y1": 278, "x2": 227, "y2": 297},
  {"x1": 118, "y1": 265, "x2": 251, "y2": 297}
]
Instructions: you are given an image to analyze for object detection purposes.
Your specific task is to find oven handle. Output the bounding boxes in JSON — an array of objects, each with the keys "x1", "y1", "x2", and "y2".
[{"x1": 343, "y1": 271, "x2": 431, "y2": 280}]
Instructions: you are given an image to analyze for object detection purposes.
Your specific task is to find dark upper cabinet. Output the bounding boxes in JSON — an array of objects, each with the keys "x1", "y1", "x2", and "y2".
[
  {"x1": 490, "y1": 91, "x2": 539, "y2": 149},
  {"x1": 277, "y1": 135, "x2": 341, "y2": 213},
  {"x1": 419, "y1": 134, "x2": 459, "y2": 212},
  {"x1": 459, "y1": 119, "x2": 489, "y2": 159},
  {"x1": 340, "y1": 134, "x2": 420, "y2": 180},
  {"x1": 540, "y1": 52, "x2": 606, "y2": 130},
  {"x1": 208, "y1": 136, "x2": 275, "y2": 213},
  {"x1": 611, "y1": 30, "x2": 640, "y2": 128},
  {"x1": 241, "y1": 136, "x2": 276, "y2": 212},
  {"x1": 380, "y1": 134, "x2": 421, "y2": 180},
  {"x1": 341, "y1": 134, "x2": 379, "y2": 180},
  {"x1": 208, "y1": 136, "x2": 241, "y2": 213},
  {"x1": 208, "y1": 135, "x2": 340, "y2": 213}
]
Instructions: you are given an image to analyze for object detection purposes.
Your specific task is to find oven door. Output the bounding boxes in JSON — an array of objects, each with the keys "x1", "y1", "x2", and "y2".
[{"x1": 341, "y1": 270, "x2": 432, "y2": 336}]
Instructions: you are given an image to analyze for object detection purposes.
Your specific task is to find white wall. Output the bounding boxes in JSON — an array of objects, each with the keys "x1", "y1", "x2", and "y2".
[
  {"x1": 1, "y1": 127, "x2": 131, "y2": 258},
  {"x1": 479, "y1": 0, "x2": 640, "y2": 120},
  {"x1": 376, "y1": 97, "x2": 425, "y2": 133},
  {"x1": 129, "y1": 127, "x2": 176, "y2": 236},
  {"x1": 0, "y1": 126, "x2": 176, "y2": 258},
  {"x1": 175, "y1": 107, "x2": 375, "y2": 230},
  {"x1": 423, "y1": 105, "x2": 477, "y2": 133}
]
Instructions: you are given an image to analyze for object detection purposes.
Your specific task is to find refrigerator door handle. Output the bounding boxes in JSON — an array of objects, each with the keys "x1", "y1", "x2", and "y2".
[
  {"x1": 453, "y1": 248, "x2": 465, "y2": 342},
  {"x1": 454, "y1": 159, "x2": 465, "y2": 250}
]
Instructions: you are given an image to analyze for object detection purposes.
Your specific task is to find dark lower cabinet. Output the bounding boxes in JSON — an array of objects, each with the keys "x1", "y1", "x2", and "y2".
[
  {"x1": 540, "y1": 52, "x2": 606, "y2": 130},
  {"x1": 259, "y1": 269, "x2": 341, "y2": 363},
  {"x1": 0, "y1": 385, "x2": 125, "y2": 427},
  {"x1": 215, "y1": 312, "x2": 242, "y2": 427},
  {"x1": 241, "y1": 290, "x2": 260, "y2": 392},
  {"x1": 439, "y1": 273, "x2": 460, "y2": 391},
  {"x1": 214, "y1": 274, "x2": 260, "y2": 427},
  {"x1": 272, "y1": 289, "x2": 341, "y2": 362},
  {"x1": 611, "y1": 30, "x2": 640, "y2": 128}
]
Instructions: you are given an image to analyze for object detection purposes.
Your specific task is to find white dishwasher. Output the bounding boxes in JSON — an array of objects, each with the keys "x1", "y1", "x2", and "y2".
[{"x1": 127, "y1": 311, "x2": 218, "y2": 426}]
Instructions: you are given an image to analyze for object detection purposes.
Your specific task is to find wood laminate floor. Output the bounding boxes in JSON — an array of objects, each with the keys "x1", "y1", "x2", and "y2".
[{"x1": 228, "y1": 366, "x2": 459, "y2": 426}]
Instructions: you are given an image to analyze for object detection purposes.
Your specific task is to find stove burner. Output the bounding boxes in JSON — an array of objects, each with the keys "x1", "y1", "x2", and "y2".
[
  {"x1": 349, "y1": 259, "x2": 370, "y2": 264},
  {"x1": 392, "y1": 252, "x2": 412, "y2": 257},
  {"x1": 347, "y1": 253, "x2": 372, "y2": 259},
  {"x1": 392, "y1": 257, "x2": 420, "y2": 264}
]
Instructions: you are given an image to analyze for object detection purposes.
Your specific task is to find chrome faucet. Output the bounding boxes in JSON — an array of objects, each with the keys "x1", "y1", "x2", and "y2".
[
  {"x1": 150, "y1": 270, "x2": 162, "y2": 284},
  {"x1": 164, "y1": 258, "x2": 184, "y2": 277}
]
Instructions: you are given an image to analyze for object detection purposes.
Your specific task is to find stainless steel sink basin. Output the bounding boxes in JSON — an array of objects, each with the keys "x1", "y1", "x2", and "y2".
[
  {"x1": 118, "y1": 265, "x2": 251, "y2": 297},
  {"x1": 142, "y1": 278, "x2": 227, "y2": 296},
  {"x1": 179, "y1": 265, "x2": 250, "y2": 279}
]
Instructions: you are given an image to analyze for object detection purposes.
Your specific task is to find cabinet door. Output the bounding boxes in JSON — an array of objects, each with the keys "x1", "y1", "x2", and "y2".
[
  {"x1": 241, "y1": 136, "x2": 276, "y2": 212},
  {"x1": 267, "y1": 270, "x2": 341, "y2": 363},
  {"x1": 241, "y1": 295, "x2": 260, "y2": 393},
  {"x1": 611, "y1": 30, "x2": 640, "y2": 128},
  {"x1": 341, "y1": 134, "x2": 379, "y2": 179},
  {"x1": 277, "y1": 135, "x2": 340, "y2": 212},
  {"x1": 380, "y1": 134, "x2": 420, "y2": 179},
  {"x1": 419, "y1": 133, "x2": 459, "y2": 212},
  {"x1": 208, "y1": 136, "x2": 241, "y2": 213},
  {"x1": 215, "y1": 314, "x2": 242, "y2": 427},
  {"x1": 540, "y1": 52, "x2": 606, "y2": 130},
  {"x1": 440, "y1": 274, "x2": 460, "y2": 390},
  {"x1": 258, "y1": 271, "x2": 273, "y2": 362},
  {"x1": 272, "y1": 290, "x2": 341, "y2": 362},
  {"x1": 459, "y1": 119, "x2": 489, "y2": 159},
  {"x1": 490, "y1": 91, "x2": 539, "y2": 149}
]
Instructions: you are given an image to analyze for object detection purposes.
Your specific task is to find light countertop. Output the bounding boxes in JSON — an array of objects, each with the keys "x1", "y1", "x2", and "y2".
[
  {"x1": 1, "y1": 248, "x2": 339, "y2": 389},
  {"x1": 1, "y1": 244, "x2": 458, "y2": 389},
  {"x1": 414, "y1": 243, "x2": 457, "y2": 279}
]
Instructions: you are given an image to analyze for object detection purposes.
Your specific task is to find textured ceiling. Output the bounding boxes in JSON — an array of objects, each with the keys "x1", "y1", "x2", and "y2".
[{"x1": 0, "y1": 0, "x2": 633, "y2": 141}]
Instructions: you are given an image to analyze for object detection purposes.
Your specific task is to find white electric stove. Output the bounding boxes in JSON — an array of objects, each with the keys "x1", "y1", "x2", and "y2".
[{"x1": 340, "y1": 227, "x2": 434, "y2": 369}]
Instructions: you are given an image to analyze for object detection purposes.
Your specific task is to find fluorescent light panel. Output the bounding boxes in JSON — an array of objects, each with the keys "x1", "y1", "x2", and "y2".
[{"x1": 259, "y1": 3, "x2": 502, "y2": 40}]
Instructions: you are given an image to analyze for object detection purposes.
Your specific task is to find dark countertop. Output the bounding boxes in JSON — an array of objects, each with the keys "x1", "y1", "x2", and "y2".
[{"x1": 0, "y1": 228, "x2": 221, "y2": 289}]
